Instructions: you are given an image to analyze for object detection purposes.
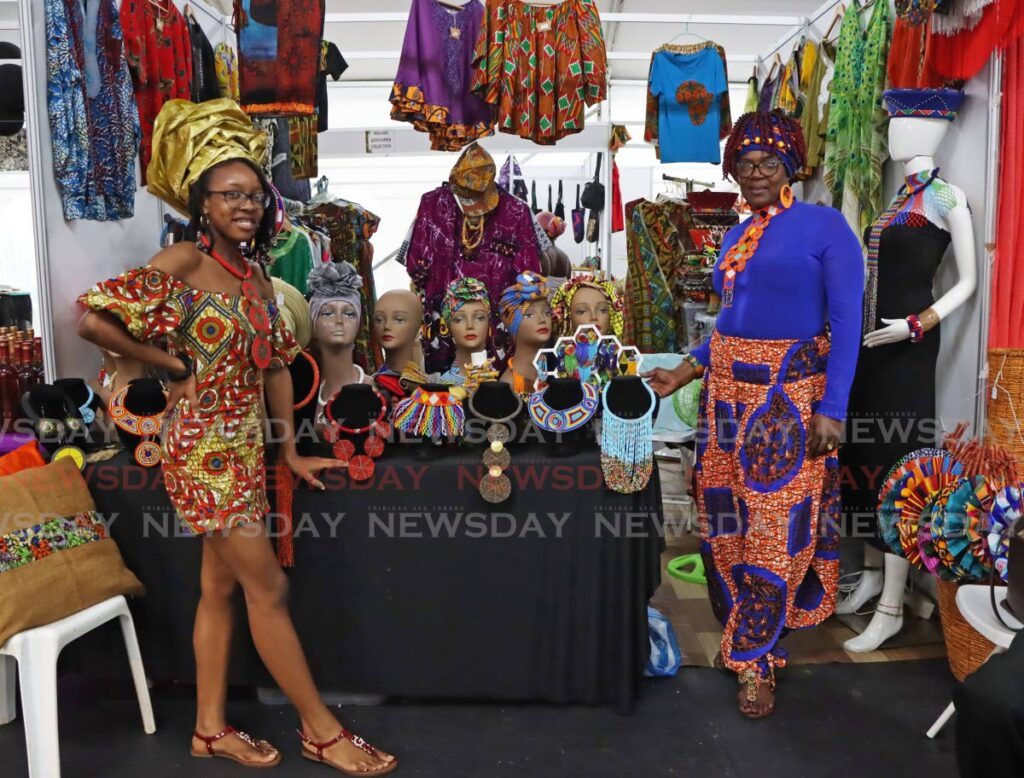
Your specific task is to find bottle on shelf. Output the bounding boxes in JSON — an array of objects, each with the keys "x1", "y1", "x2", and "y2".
[
  {"x1": 0, "y1": 339, "x2": 19, "y2": 425},
  {"x1": 32, "y1": 338, "x2": 44, "y2": 386},
  {"x1": 17, "y1": 341, "x2": 35, "y2": 397}
]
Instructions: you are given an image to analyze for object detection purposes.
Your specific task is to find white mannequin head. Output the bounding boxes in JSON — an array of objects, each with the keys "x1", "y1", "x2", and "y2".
[{"x1": 888, "y1": 116, "x2": 951, "y2": 162}]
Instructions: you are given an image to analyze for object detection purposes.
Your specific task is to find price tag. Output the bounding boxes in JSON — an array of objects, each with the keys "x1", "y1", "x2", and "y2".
[
  {"x1": 537, "y1": 20, "x2": 551, "y2": 32},
  {"x1": 450, "y1": 26, "x2": 461, "y2": 39},
  {"x1": 365, "y1": 130, "x2": 395, "y2": 154}
]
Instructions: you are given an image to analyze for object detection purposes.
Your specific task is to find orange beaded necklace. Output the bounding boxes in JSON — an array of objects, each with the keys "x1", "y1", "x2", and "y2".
[{"x1": 718, "y1": 185, "x2": 794, "y2": 308}]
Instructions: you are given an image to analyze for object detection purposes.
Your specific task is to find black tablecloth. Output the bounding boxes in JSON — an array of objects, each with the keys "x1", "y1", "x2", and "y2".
[{"x1": 80, "y1": 444, "x2": 663, "y2": 713}]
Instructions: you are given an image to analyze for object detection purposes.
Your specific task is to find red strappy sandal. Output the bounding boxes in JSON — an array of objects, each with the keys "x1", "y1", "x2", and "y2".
[
  {"x1": 298, "y1": 727, "x2": 398, "y2": 776},
  {"x1": 191, "y1": 726, "x2": 283, "y2": 768}
]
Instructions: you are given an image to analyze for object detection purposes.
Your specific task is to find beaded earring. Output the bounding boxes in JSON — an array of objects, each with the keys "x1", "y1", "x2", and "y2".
[
  {"x1": 324, "y1": 387, "x2": 390, "y2": 482},
  {"x1": 108, "y1": 385, "x2": 164, "y2": 467},
  {"x1": 468, "y1": 389, "x2": 523, "y2": 504}
]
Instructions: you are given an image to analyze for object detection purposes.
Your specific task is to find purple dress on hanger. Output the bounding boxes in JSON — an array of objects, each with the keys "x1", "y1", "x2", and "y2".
[{"x1": 390, "y1": 0, "x2": 495, "y2": 151}]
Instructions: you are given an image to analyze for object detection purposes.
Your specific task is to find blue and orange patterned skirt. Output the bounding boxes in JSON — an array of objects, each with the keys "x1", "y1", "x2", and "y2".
[{"x1": 696, "y1": 331, "x2": 841, "y2": 684}]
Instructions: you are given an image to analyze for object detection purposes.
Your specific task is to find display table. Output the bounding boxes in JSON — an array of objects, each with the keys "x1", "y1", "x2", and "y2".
[{"x1": 79, "y1": 444, "x2": 664, "y2": 713}]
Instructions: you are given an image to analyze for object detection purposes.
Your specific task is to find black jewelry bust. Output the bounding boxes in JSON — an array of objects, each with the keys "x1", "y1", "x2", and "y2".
[
  {"x1": 54, "y1": 377, "x2": 102, "y2": 426},
  {"x1": 21, "y1": 383, "x2": 93, "y2": 454},
  {"x1": 467, "y1": 381, "x2": 524, "y2": 446},
  {"x1": 604, "y1": 376, "x2": 659, "y2": 420},
  {"x1": 321, "y1": 383, "x2": 385, "y2": 453},
  {"x1": 534, "y1": 377, "x2": 594, "y2": 453}
]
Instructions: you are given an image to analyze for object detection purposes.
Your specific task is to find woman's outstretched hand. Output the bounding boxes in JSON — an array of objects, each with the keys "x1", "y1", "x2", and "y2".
[
  {"x1": 284, "y1": 450, "x2": 346, "y2": 491},
  {"x1": 643, "y1": 366, "x2": 694, "y2": 398}
]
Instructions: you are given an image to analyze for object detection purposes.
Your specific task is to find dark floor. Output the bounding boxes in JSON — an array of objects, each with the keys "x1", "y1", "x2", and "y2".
[{"x1": 1, "y1": 660, "x2": 959, "y2": 778}]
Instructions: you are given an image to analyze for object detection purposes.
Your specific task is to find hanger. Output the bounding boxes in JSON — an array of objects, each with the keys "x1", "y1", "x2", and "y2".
[
  {"x1": 857, "y1": 0, "x2": 877, "y2": 13},
  {"x1": 767, "y1": 53, "x2": 781, "y2": 81},
  {"x1": 436, "y1": 0, "x2": 467, "y2": 9},
  {"x1": 823, "y1": 5, "x2": 845, "y2": 41},
  {"x1": 667, "y1": 22, "x2": 709, "y2": 45}
]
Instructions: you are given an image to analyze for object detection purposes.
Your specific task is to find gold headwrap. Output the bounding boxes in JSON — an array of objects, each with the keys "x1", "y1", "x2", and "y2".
[
  {"x1": 551, "y1": 274, "x2": 625, "y2": 338},
  {"x1": 146, "y1": 98, "x2": 269, "y2": 215}
]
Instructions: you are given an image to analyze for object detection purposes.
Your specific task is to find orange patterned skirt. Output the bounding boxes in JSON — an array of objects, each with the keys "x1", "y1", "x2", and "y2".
[{"x1": 696, "y1": 331, "x2": 841, "y2": 683}]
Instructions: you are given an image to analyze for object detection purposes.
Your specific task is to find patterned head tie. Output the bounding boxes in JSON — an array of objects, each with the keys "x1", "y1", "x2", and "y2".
[
  {"x1": 883, "y1": 88, "x2": 965, "y2": 121},
  {"x1": 307, "y1": 261, "x2": 363, "y2": 323},
  {"x1": 723, "y1": 110, "x2": 808, "y2": 181},
  {"x1": 550, "y1": 274, "x2": 624, "y2": 338},
  {"x1": 147, "y1": 98, "x2": 269, "y2": 215},
  {"x1": 499, "y1": 271, "x2": 550, "y2": 338},
  {"x1": 441, "y1": 277, "x2": 490, "y2": 325}
]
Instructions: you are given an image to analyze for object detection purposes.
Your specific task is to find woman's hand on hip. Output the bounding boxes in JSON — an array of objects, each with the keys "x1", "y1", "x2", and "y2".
[
  {"x1": 164, "y1": 371, "x2": 198, "y2": 412},
  {"x1": 863, "y1": 318, "x2": 911, "y2": 348},
  {"x1": 643, "y1": 366, "x2": 693, "y2": 398},
  {"x1": 808, "y1": 414, "x2": 842, "y2": 458}
]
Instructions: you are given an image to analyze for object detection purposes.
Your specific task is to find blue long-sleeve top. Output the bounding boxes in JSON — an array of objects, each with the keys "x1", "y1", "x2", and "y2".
[{"x1": 690, "y1": 200, "x2": 864, "y2": 421}]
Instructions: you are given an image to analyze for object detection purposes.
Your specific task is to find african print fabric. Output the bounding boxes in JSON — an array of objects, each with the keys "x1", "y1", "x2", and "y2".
[
  {"x1": 236, "y1": 0, "x2": 325, "y2": 116},
  {"x1": 623, "y1": 200, "x2": 679, "y2": 354},
  {"x1": 697, "y1": 331, "x2": 840, "y2": 683},
  {"x1": 471, "y1": 0, "x2": 607, "y2": 145},
  {"x1": 120, "y1": 0, "x2": 192, "y2": 184},
  {"x1": 390, "y1": 0, "x2": 494, "y2": 151},
  {"x1": 0, "y1": 511, "x2": 108, "y2": 574},
  {"x1": 214, "y1": 42, "x2": 240, "y2": 101},
  {"x1": 45, "y1": 0, "x2": 140, "y2": 221},
  {"x1": 78, "y1": 267, "x2": 300, "y2": 534}
]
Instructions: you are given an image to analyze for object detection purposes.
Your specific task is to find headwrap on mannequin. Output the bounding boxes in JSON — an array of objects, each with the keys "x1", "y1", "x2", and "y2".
[
  {"x1": 441, "y1": 277, "x2": 491, "y2": 326},
  {"x1": 550, "y1": 274, "x2": 624, "y2": 338},
  {"x1": 146, "y1": 98, "x2": 269, "y2": 215},
  {"x1": 499, "y1": 271, "x2": 549, "y2": 338},
  {"x1": 307, "y1": 261, "x2": 363, "y2": 324}
]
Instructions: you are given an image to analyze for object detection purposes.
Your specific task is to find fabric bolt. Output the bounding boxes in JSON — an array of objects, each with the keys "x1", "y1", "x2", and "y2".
[
  {"x1": 648, "y1": 47, "x2": 727, "y2": 164},
  {"x1": 643, "y1": 42, "x2": 732, "y2": 160},
  {"x1": 391, "y1": 0, "x2": 494, "y2": 151},
  {"x1": 841, "y1": 172, "x2": 963, "y2": 542},
  {"x1": 317, "y1": 40, "x2": 347, "y2": 133},
  {"x1": 697, "y1": 330, "x2": 841, "y2": 685},
  {"x1": 236, "y1": 0, "x2": 325, "y2": 116},
  {"x1": 120, "y1": 0, "x2": 192, "y2": 184},
  {"x1": 471, "y1": 0, "x2": 607, "y2": 145},
  {"x1": 404, "y1": 185, "x2": 541, "y2": 373},
  {"x1": 214, "y1": 42, "x2": 239, "y2": 101},
  {"x1": 45, "y1": 0, "x2": 141, "y2": 222},
  {"x1": 623, "y1": 200, "x2": 679, "y2": 355},
  {"x1": 990, "y1": 36, "x2": 1024, "y2": 348},
  {"x1": 186, "y1": 11, "x2": 219, "y2": 102},
  {"x1": 689, "y1": 200, "x2": 863, "y2": 422},
  {"x1": 268, "y1": 227, "x2": 315, "y2": 294},
  {"x1": 78, "y1": 267, "x2": 299, "y2": 533}
]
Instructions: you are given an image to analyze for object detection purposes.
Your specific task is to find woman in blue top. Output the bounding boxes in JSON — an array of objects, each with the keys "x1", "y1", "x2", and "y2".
[{"x1": 646, "y1": 111, "x2": 863, "y2": 718}]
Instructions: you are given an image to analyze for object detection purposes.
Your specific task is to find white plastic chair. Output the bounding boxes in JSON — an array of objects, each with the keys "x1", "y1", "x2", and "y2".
[
  {"x1": 0, "y1": 595, "x2": 156, "y2": 778},
  {"x1": 926, "y1": 585, "x2": 1022, "y2": 739}
]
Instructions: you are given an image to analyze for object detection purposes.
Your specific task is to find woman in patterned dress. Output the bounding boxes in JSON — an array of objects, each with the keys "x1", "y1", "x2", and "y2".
[
  {"x1": 77, "y1": 101, "x2": 397, "y2": 775},
  {"x1": 645, "y1": 111, "x2": 863, "y2": 718}
]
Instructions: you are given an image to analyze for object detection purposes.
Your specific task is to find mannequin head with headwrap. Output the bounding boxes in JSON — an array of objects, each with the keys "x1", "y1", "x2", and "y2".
[
  {"x1": 441, "y1": 277, "x2": 491, "y2": 375},
  {"x1": 308, "y1": 261, "x2": 363, "y2": 351},
  {"x1": 498, "y1": 271, "x2": 552, "y2": 393},
  {"x1": 551, "y1": 274, "x2": 624, "y2": 338}
]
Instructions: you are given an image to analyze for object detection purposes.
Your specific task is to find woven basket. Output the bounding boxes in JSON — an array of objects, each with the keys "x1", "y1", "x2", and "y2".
[
  {"x1": 987, "y1": 348, "x2": 1024, "y2": 474},
  {"x1": 935, "y1": 578, "x2": 995, "y2": 681}
]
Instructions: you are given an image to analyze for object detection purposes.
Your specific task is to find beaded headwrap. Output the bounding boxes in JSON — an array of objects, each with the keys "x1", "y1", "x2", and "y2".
[
  {"x1": 550, "y1": 275, "x2": 624, "y2": 338},
  {"x1": 307, "y1": 261, "x2": 363, "y2": 324},
  {"x1": 723, "y1": 110, "x2": 807, "y2": 181},
  {"x1": 499, "y1": 271, "x2": 550, "y2": 338},
  {"x1": 440, "y1": 277, "x2": 490, "y2": 326}
]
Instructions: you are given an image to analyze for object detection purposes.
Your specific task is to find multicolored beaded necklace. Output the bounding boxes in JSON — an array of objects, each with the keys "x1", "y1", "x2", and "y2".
[
  {"x1": 600, "y1": 380, "x2": 657, "y2": 494},
  {"x1": 393, "y1": 387, "x2": 466, "y2": 440},
  {"x1": 717, "y1": 186, "x2": 794, "y2": 308}
]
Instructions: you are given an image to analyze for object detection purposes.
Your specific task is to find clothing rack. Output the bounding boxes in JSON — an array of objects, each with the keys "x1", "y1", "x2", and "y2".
[{"x1": 662, "y1": 174, "x2": 716, "y2": 193}]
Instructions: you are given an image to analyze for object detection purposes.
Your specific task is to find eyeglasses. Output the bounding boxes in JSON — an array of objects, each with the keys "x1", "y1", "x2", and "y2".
[
  {"x1": 734, "y1": 158, "x2": 783, "y2": 178},
  {"x1": 207, "y1": 190, "x2": 271, "y2": 209}
]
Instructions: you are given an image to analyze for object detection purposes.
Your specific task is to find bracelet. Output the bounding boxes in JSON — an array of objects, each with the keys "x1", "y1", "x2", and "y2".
[
  {"x1": 919, "y1": 307, "x2": 940, "y2": 332},
  {"x1": 906, "y1": 315, "x2": 924, "y2": 343},
  {"x1": 167, "y1": 354, "x2": 193, "y2": 382},
  {"x1": 683, "y1": 353, "x2": 705, "y2": 375}
]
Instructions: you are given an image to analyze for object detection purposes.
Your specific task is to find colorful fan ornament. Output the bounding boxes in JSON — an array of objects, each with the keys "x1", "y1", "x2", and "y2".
[
  {"x1": 987, "y1": 484, "x2": 1023, "y2": 583},
  {"x1": 929, "y1": 476, "x2": 995, "y2": 582},
  {"x1": 915, "y1": 479, "x2": 964, "y2": 579},
  {"x1": 532, "y1": 325, "x2": 642, "y2": 392},
  {"x1": 876, "y1": 448, "x2": 951, "y2": 555}
]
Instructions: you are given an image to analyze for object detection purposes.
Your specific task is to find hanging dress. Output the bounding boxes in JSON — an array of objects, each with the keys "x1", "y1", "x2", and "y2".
[{"x1": 390, "y1": 0, "x2": 495, "y2": 151}]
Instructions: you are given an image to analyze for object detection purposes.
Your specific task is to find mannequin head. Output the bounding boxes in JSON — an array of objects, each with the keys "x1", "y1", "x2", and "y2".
[
  {"x1": 515, "y1": 300, "x2": 553, "y2": 348},
  {"x1": 499, "y1": 270, "x2": 551, "y2": 349},
  {"x1": 887, "y1": 117, "x2": 951, "y2": 162},
  {"x1": 551, "y1": 275, "x2": 624, "y2": 338},
  {"x1": 307, "y1": 261, "x2": 363, "y2": 352},
  {"x1": 374, "y1": 289, "x2": 423, "y2": 357},
  {"x1": 449, "y1": 300, "x2": 490, "y2": 351}
]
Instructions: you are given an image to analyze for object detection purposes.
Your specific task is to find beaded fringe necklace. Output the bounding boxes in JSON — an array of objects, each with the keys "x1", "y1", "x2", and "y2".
[
  {"x1": 393, "y1": 387, "x2": 466, "y2": 439},
  {"x1": 600, "y1": 381, "x2": 656, "y2": 494}
]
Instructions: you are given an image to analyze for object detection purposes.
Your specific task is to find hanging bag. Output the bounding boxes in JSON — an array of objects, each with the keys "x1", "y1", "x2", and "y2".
[
  {"x1": 572, "y1": 184, "x2": 585, "y2": 244},
  {"x1": 554, "y1": 180, "x2": 565, "y2": 220},
  {"x1": 580, "y1": 153, "x2": 605, "y2": 211},
  {"x1": 530, "y1": 181, "x2": 539, "y2": 215},
  {"x1": 547, "y1": 184, "x2": 553, "y2": 213}
]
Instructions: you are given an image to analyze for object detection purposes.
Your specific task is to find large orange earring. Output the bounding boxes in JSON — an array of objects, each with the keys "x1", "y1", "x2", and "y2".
[{"x1": 780, "y1": 184, "x2": 794, "y2": 208}]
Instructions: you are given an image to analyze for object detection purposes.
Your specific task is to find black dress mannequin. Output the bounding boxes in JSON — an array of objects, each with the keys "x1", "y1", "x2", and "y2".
[
  {"x1": 534, "y1": 377, "x2": 594, "y2": 452},
  {"x1": 841, "y1": 219, "x2": 949, "y2": 543}
]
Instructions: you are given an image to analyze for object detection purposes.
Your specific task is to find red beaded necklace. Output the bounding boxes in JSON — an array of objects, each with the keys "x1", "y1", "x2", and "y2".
[
  {"x1": 204, "y1": 246, "x2": 273, "y2": 369},
  {"x1": 324, "y1": 386, "x2": 392, "y2": 482}
]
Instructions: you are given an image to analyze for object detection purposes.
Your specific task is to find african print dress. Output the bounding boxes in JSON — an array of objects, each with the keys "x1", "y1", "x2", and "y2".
[
  {"x1": 79, "y1": 267, "x2": 300, "y2": 534},
  {"x1": 471, "y1": 0, "x2": 607, "y2": 145}
]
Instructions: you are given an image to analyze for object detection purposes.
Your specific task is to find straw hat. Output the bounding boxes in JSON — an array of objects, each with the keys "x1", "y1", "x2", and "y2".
[{"x1": 272, "y1": 278, "x2": 311, "y2": 348}]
